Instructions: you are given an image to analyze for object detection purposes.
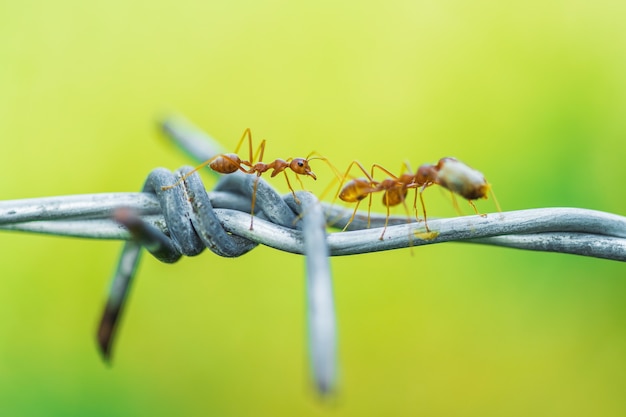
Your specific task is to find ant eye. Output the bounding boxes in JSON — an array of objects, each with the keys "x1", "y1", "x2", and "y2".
[{"x1": 298, "y1": 161, "x2": 304, "y2": 167}]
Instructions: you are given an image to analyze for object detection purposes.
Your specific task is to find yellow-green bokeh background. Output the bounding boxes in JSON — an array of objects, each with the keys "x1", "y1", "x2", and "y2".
[{"x1": 2, "y1": 1, "x2": 626, "y2": 416}]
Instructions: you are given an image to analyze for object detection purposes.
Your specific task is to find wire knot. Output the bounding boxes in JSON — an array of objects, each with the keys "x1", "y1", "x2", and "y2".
[{"x1": 116, "y1": 166, "x2": 314, "y2": 262}]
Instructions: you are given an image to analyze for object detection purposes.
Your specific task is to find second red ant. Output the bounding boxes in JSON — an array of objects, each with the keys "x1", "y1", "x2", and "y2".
[{"x1": 334, "y1": 157, "x2": 500, "y2": 239}]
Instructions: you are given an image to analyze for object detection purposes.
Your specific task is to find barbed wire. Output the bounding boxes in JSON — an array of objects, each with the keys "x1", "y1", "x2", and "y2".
[
  {"x1": 1, "y1": 116, "x2": 625, "y2": 396},
  {"x1": 3, "y1": 192, "x2": 626, "y2": 259}
]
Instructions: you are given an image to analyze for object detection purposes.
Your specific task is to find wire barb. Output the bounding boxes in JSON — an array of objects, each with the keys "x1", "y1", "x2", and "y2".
[{"x1": 2, "y1": 116, "x2": 626, "y2": 397}]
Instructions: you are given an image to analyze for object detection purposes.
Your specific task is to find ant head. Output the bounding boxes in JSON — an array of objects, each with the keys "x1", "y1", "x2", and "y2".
[
  {"x1": 290, "y1": 158, "x2": 317, "y2": 180},
  {"x1": 437, "y1": 157, "x2": 458, "y2": 170},
  {"x1": 416, "y1": 164, "x2": 437, "y2": 184}
]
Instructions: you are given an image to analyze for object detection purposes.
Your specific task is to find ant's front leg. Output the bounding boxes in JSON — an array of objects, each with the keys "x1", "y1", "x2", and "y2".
[{"x1": 282, "y1": 171, "x2": 300, "y2": 204}]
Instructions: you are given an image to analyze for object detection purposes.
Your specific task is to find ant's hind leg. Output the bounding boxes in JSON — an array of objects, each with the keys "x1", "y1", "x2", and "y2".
[
  {"x1": 468, "y1": 200, "x2": 486, "y2": 217},
  {"x1": 253, "y1": 139, "x2": 266, "y2": 164},
  {"x1": 489, "y1": 187, "x2": 503, "y2": 215},
  {"x1": 160, "y1": 155, "x2": 220, "y2": 191},
  {"x1": 411, "y1": 189, "x2": 421, "y2": 222},
  {"x1": 450, "y1": 192, "x2": 462, "y2": 215},
  {"x1": 234, "y1": 128, "x2": 253, "y2": 156},
  {"x1": 419, "y1": 189, "x2": 430, "y2": 232},
  {"x1": 400, "y1": 198, "x2": 415, "y2": 254},
  {"x1": 379, "y1": 203, "x2": 391, "y2": 240},
  {"x1": 248, "y1": 176, "x2": 262, "y2": 230}
]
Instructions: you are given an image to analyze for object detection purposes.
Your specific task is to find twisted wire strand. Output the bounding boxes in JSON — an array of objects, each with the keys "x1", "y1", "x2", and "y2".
[
  {"x1": 2, "y1": 194, "x2": 626, "y2": 261},
  {"x1": 2, "y1": 116, "x2": 626, "y2": 397}
]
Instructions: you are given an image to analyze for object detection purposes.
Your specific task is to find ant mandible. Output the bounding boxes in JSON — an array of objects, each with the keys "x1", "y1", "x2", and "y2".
[
  {"x1": 413, "y1": 157, "x2": 501, "y2": 227},
  {"x1": 161, "y1": 128, "x2": 323, "y2": 230}
]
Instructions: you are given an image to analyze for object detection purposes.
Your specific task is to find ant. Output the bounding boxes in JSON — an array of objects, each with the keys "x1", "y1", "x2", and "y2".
[
  {"x1": 334, "y1": 161, "x2": 427, "y2": 239},
  {"x1": 161, "y1": 128, "x2": 325, "y2": 230},
  {"x1": 335, "y1": 157, "x2": 500, "y2": 237},
  {"x1": 413, "y1": 157, "x2": 501, "y2": 225}
]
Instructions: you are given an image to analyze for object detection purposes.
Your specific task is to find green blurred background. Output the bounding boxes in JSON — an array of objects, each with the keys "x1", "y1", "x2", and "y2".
[{"x1": 1, "y1": 0, "x2": 626, "y2": 416}]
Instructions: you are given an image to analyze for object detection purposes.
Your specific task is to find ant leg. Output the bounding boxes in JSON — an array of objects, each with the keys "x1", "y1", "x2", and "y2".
[
  {"x1": 370, "y1": 163, "x2": 399, "y2": 180},
  {"x1": 419, "y1": 187, "x2": 430, "y2": 232},
  {"x1": 370, "y1": 163, "x2": 403, "y2": 231},
  {"x1": 400, "y1": 196, "x2": 415, "y2": 254},
  {"x1": 160, "y1": 171, "x2": 196, "y2": 191},
  {"x1": 489, "y1": 187, "x2": 503, "y2": 214},
  {"x1": 253, "y1": 139, "x2": 266, "y2": 164},
  {"x1": 309, "y1": 156, "x2": 344, "y2": 206},
  {"x1": 342, "y1": 201, "x2": 362, "y2": 232},
  {"x1": 378, "y1": 190, "x2": 412, "y2": 241},
  {"x1": 400, "y1": 195, "x2": 412, "y2": 224},
  {"x1": 294, "y1": 173, "x2": 306, "y2": 191},
  {"x1": 282, "y1": 171, "x2": 300, "y2": 204},
  {"x1": 367, "y1": 191, "x2": 374, "y2": 229},
  {"x1": 234, "y1": 128, "x2": 253, "y2": 157},
  {"x1": 249, "y1": 175, "x2": 261, "y2": 230},
  {"x1": 468, "y1": 200, "x2": 486, "y2": 217},
  {"x1": 411, "y1": 188, "x2": 421, "y2": 222},
  {"x1": 318, "y1": 175, "x2": 341, "y2": 203},
  {"x1": 379, "y1": 197, "x2": 391, "y2": 240},
  {"x1": 161, "y1": 155, "x2": 221, "y2": 190},
  {"x1": 450, "y1": 192, "x2": 462, "y2": 215},
  {"x1": 233, "y1": 128, "x2": 264, "y2": 164}
]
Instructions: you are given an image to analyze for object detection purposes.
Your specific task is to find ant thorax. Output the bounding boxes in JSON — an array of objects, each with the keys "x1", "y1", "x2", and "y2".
[{"x1": 436, "y1": 158, "x2": 490, "y2": 200}]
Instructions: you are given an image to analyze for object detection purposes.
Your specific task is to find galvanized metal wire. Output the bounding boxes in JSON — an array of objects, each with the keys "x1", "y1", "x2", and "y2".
[
  {"x1": 2, "y1": 116, "x2": 626, "y2": 396},
  {"x1": 3, "y1": 193, "x2": 626, "y2": 260}
]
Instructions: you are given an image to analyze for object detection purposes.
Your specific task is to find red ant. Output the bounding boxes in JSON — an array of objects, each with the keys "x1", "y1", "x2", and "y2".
[
  {"x1": 413, "y1": 157, "x2": 501, "y2": 226},
  {"x1": 161, "y1": 128, "x2": 325, "y2": 230},
  {"x1": 335, "y1": 157, "x2": 500, "y2": 238}
]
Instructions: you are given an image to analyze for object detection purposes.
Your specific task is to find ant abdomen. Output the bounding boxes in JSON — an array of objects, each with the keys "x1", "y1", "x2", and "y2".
[
  {"x1": 209, "y1": 153, "x2": 242, "y2": 174},
  {"x1": 339, "y1": 178, "x2": 376, "y2": 203},
  {"x1": 435, "y1": 157, "x2": 490, "y2": 200}
]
